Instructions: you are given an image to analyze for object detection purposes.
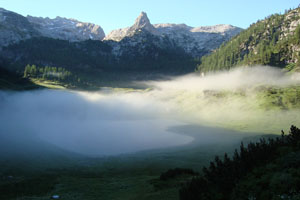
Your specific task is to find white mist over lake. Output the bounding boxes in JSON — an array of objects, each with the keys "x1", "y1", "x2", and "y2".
[
  {"x1": 0, "y1": 90, "x2": 192, "y2": 156},
  {"x1": 1, "y1": 66, "x2": 300, "y2": 156}
]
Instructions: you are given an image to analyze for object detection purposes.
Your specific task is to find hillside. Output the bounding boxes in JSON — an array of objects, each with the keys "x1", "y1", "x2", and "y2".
[
  {"x1": 179, "y1": 126, "x2": 300, "y2": 200},
  {"x1": 0, "y1": 36, "x2": 197, "y2": 89},
  {"x1": 197, "y1": 7, "x2": 300, "y2": 72}
]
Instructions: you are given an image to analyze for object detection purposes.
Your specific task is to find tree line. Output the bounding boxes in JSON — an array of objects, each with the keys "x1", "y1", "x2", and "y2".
[{"x1": 23, "y1": 64, "x2": 79, "y2": 83}]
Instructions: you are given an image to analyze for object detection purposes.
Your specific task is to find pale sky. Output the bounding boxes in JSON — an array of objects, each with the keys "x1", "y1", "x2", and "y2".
[{"x1": 0, "y1": 0, "x2": 299, "y2": 34}]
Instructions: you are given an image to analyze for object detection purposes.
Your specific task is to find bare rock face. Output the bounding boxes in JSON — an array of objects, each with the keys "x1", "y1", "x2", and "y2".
[
  {"x1": 0, "y1": 7, "x2": 105, "y2": 47},
  {"x1": 154, "y1": 23, "x2": 242, "y2": 56},
  {"x1": 104, "y1": 12, "x2": 242, "y2": 57},
  {"x1": 190, "y1": 24, "x2": 242, "y2": 34},
  {"x1": 130, "y1": 12, "x2": 158, "y2": 35},
  {"x1": 104, "y1": 12, "x2": 158, "y2": 41},
  {"x1": 27, "y1": 16, "x2": 105, "y2": 41},
  {"x1": 0, "y1": 8, "x2": 39, "y2": 47}
]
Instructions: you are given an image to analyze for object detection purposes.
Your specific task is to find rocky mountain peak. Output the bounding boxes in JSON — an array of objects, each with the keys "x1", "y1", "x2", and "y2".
[
  {"x1": 129, "y1": 11, "x2": 158, "y2": 35},
  {"x1": 104, "y1": 12, "x2": 159, "y2": 41},
  {"x1": 134, "y1": 12, "x2": 151, "y2": 28}
]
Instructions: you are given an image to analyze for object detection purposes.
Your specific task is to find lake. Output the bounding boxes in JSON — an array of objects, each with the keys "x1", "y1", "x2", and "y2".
[{"x1": 0, "y1": 90, "x2": 193, "y2": 156}]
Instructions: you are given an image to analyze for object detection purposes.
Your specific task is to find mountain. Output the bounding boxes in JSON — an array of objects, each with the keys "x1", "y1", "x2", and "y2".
[
  {"x1": 0, "y1": 8, "x2": 243, "y2": 88},
  {"x1": 0, "y1": 7, "x2": 105, "y2": 47},
  {"x1": 197, "y1": 7, "x2": 300, "y2": 72},
  {"x1": 0, "y1": 8, "x2": 242, "y2": 61},
  {"x1": 104, "y1": 12, "x2": 158, "y2": 41},
  {"x1": 154, "y1": 23, "x2": 241, "y2": 57},
  {"x1": 104, "y1": 12, "x2": 243, "y2": 57},
  {"x1": 27, "y1": 15, "x2": 105, "y2": 41},
  {"x1": 0, "y1": 8, "x2": 39, "y2": 47}
]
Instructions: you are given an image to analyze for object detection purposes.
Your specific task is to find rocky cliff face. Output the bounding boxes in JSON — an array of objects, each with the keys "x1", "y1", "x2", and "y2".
[
  {"x1": 104, "y1": 12, "x2": 243, "y2": 57},
  {"x1": 0, "y1": 8, "x2": 40, "y2": 47},
  {"x1": 27, "y1": 16, "x2": 105, "y2": 41}
]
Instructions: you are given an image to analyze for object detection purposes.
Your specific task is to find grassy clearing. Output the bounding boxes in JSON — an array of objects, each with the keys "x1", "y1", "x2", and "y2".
[
  {"x1": 30, "y1": 79, "x2": 67, "y2": 90},
  {"x1": 169, "y1": 85, "x2": 300, "y2": 134}
]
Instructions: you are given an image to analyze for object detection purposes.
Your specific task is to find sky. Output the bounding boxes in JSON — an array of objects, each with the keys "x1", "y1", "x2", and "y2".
[{"x1": 0, "y1": 0, "x2": 299, "y2": 34}]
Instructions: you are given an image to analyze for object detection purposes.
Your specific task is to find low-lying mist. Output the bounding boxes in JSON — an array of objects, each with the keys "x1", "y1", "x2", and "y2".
[
  {"x1": 1, "y1": 66, "x2": 300, "y2": 156},
  {"x1": 0, "y1": 90, "x2": 192, "y2": 156},
  {"x1": 148, "y1": 66, "x2": 300, "y2": 91},
  {"x1": 145, "y1": 66, "x2": 300, "y2": 133}
]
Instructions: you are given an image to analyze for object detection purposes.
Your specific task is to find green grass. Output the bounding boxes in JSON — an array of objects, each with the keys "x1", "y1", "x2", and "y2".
[
  {"x1": 30, "y1": 79, "x2": 66, "y2": 90},
  {"x1": 255, "y1": 85, "x2": 300, "y2": 110},
  {"x1": 168, "y1": 84, "x2": 300, "y2": 134}
]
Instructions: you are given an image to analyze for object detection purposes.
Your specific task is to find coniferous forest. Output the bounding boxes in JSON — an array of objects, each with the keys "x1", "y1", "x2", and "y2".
[
  {"x1": 179, "y1": 126, "x2": 300, "y2": 200},
  {"x1": 198, "y1": 7, "x2": 300, "y2": 73}
]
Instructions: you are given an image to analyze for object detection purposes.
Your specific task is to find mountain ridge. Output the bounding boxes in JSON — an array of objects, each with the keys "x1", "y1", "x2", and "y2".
[
  {"x1": 0, "y1": 8, "x2": 39, "y2": 47},
  {"x1": 0, "y1": 7, "x2": 106, "y2": 47},
  {"x1": 104, "y1": 12, "x2": 243, "y2": 57},
  {"x1": 0, "y1": 7, "x2": 243, "y2": 87},
  {"x1": 0, "y1": 8, "x2": 242, "y2": 59},
  {"x1": 27, "y1": 15, "x2": 105, "y2": 41},
  {"x1": 104, "y1": 12, "x2": 242, "y2": 42}
]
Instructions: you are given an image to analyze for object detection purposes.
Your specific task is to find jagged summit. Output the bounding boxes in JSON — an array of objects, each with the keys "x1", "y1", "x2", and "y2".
[
  {"x1": 129, "y1": 11, "x2": 158, "y2": 35},
  {"x1": 104, "y1": 11, "x2": 158, "y2": 41},
  {"x1": 103, "y1": 11, "x2": 242, "y2": 56},
  {"x1": 104, "y1": 11, "x2": 242, "y2": 45},
  {"x1": 134, "y1": 12, "x2": 151, "y2": 28}
]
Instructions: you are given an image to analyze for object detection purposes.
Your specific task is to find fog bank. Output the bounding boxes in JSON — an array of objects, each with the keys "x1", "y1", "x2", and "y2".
[
  {"x1": 0, "y1": 90, "x2": 192, "y2": 156},
  {"x1": 143, "y1": 66, "x2": 300, "y2": 133},
  {"x1": 1, "y1": 66, "x2": 300, "y2": 156},
  {"x1": 147, "y1": 66, "x2": 300, "y2": 91}
]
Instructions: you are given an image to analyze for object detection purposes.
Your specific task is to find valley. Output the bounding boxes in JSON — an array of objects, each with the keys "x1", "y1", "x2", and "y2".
[{"x1": 1, "y1": 3, "x2": 300, "y2": 200}]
